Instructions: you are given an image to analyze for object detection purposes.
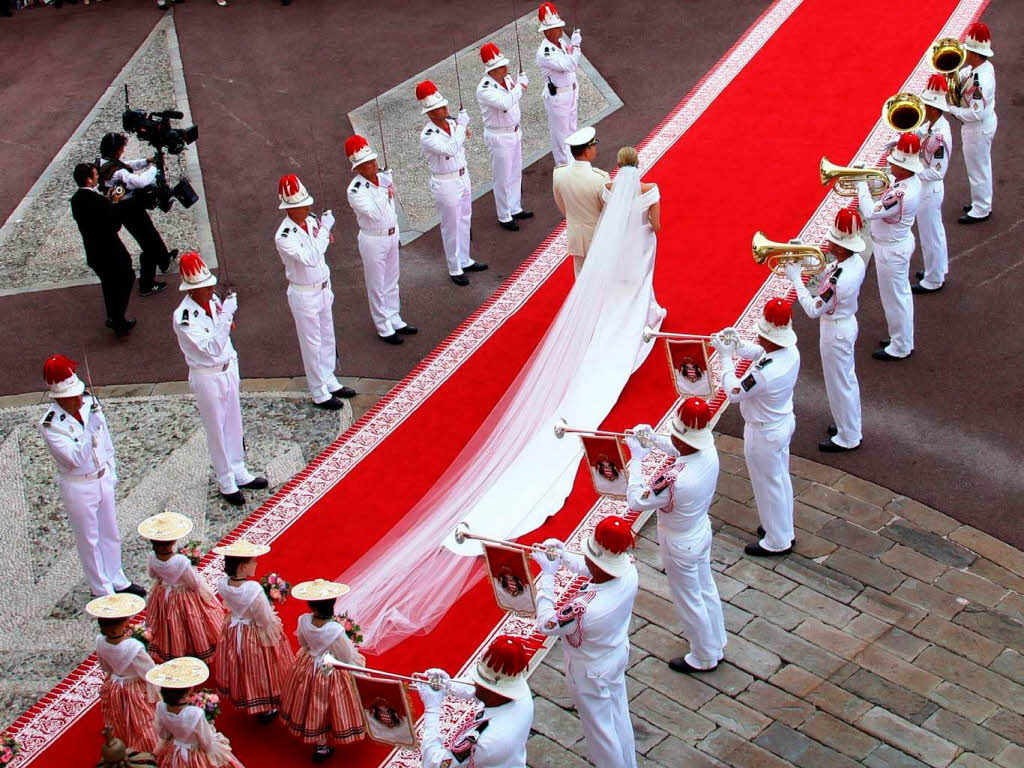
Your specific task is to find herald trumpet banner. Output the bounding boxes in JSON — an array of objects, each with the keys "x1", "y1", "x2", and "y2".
[
  {"x1": 453, "y1": 522, "x2": 561, "y2": 561},
  {"x1": 931, "y1": 37, "x2": 966, "y2": 103},
  {"x1": 882, "y1": 92, "x2": 926, "y2": 133},
  {"x1": 553, "y1": 418, "x2": 654, "y2": 449},
  {"x1": 819, "y1": 157, "x2": 891, "y2": 198},
  {"x1": 322, "y1": 653, "x2": 448, "y2": 690},
  {"x1": 751, "y1": 232, "x2": 826, "y2": 277}
]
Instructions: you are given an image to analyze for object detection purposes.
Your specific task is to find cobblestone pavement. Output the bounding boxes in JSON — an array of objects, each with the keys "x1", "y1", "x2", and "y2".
[{"x1": 526, "y1": 434, "x2": 1024, "y2": 768}]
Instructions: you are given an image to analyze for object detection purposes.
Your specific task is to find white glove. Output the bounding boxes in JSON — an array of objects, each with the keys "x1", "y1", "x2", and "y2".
[
  {"x1": 710, "y1": 331, "x2": 733, "y2": 357},
  {"x1": 541, "y1": 537, "x2": 565, "y2": 554},
  {"x1": 624, "y1": 435, "x2": 651, "y2": 461},
  {"x1": 518, "y1": 73, "x2": 529, "y2": 88},
  {"x1": 414, "y1": 678, "x2": 447, "y2": 711},
  {"x1": 456, "y1": 109, "x2": 471, "y2": 127},
  {"x1": 784, "y1": 263, "x2": 803, "y2": 285},
  {"x1": 532, "y1": 549, "x2": 561, "y2": 575},
  {"x1": 221, "y1": 293, "x2": 238, "y2": 317},
  {"x1": 571, "y1": 28, "x2": 582, "y2": 46},
  {"x1": 378, "y1": 170, "x2": 394, "y2": 188},
  {"x1": 320, "y1": 210, "x2": 335, "y2": 231}
]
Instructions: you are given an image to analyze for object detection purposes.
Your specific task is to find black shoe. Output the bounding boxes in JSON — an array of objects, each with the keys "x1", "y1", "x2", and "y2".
[
  {"x1": 315, "y1": 396, "x2": 344, "y2": 410},
  {"x1": 395, "y1": 325, "x2": 419, "y2": 335},
  {"x1": 105, "y1": 318, "x2": 114, "y2": 329},
  {"x1": 958, "y1": 213, "x2": 990, "y2": 224},
  {"x1": 464, "y1": 262, "x2": 489, "y2": 272},
  {"x1": 756, "y1": 526, "x2": 795, "y2": 546},
  {"x1": 331, "y1": 386, "x2": 357, "y2": 398},
  {"x1": 819, "y1": 437, "x2": 858, "y2": 453},
  {"x1": 873, "y1": 348, "x2": 911, "y2": 361},
  {"x1": 451, "y1": 274, "x2": 470, "y2": 286},
  {"x1": 911, "y1": 282, "x2": 942, "y2": 294},
  {"x1": 915, "y1": 270, "x2": 925, "y2": 281},
  {"x1": 963, "y1": 204, "x2": 972, "y2": 213},
  {"x1": 114, "y1": 321, "x2": 135, "y2": 338},
  {"x1": 221, "y1": 490, "x2": 246, "y2": 506},
  {"x1": 511, "y1": 209, "x2": 534, "y2": 220},
  {"x1": 380, "y1": 333, "x2": 404, "y2": 345},
  {"x1": 669, "y1": 656, "x2": 717, "y2": 674},
  {"x1": 240, "y1": 476, "x2": 268, "y2": 490},
  {"x1": 116, "y1": 583, "x2": 148, "y2": 598},
  {"x1": 257, "y1": 710, "x2": 278, "y2": 725},
  {"x1": 161, "y1": 249, "x2": 179, "y2": 273},
  {"x1": 498, "y1": 219, "x2": 520, "y2": 231},
  {"x1": 827, "y1": 423, "x2": 838, "y2": 437},
  {"x1": 745, "y1": 542, "x2": 793, "y2": 557},
  {"x1": 312, "y1": 745, "x2": 334, "y2": 763},
  {"x1": 140, "y1": 281, "x2": 167, "y2": 297}
]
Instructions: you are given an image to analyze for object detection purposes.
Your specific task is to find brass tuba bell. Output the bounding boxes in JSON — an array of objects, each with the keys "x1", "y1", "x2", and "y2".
[
  {"x1": 882, "y1": 92, "x2": 926, "y2": 133},
  {"x1": 820, "y1": 157, "x2": 890, "y2": 198},
  {"x1": 930, "y1": 37, "x2": 966, "y2": 104},
  {"x1": 752, "y1": 232, "x2": 826, "y2": 277}
]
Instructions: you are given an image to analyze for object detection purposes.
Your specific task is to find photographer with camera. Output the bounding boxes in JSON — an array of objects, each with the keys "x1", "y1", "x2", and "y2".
[
  {"x1": 70, "y1": 163, "x2": 136, "y2": 337},
  {"x1": 98, "y1": 132, "x2": 179, "y2": 297}
]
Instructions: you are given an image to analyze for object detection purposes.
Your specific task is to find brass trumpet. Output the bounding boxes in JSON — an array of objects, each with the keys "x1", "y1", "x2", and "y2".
[
  {"x1": 454, "y1": 522, "x2": 561, "y2": 561},
  {"x1": 752, "y1": 232, "x2": 826, "y2": 277},
  {"x1": 820, "y1": 157, "x2": 891, "y2": 198},
  {"x1": 642, "y1": 327, "x2": 710, "y2": 344},
  {"x1": 883, "y1": 92, "x2": 926, "y2": 133},
  {"x1": 931, "y1": 37, "x2": 966, "y2": 104},
  {"x1": 553, "y1": 418, "x2": 654, "y2": 449}
]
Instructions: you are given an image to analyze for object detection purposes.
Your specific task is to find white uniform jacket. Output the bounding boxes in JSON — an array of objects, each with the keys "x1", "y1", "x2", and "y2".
[
  {"x1": 857, "y1": 175, "x2": 921, "y2": 244},
  {"x1": 626, "y1": 445, "x2": 719, "y2": 539},
  {"x1": 535, "y1": 37, "x2": 580, "y2": 90},
  {"x1": 918, "y1": 117, "x2": 953, "y2": 184},
  {"x1": 346, "y1": 173, "x2": 398, "y2": 235},
  {"x1": 950, "y1": 61, "x2": 996, "y2": 125},
  {"x1": 421, "y1": 119, "x2": 469, "y2": 177},
  {"x1": 476, "y1": 75, "x2": 526, "y2": 131},
  {"x1": 723, "y1": 343, "x2": 800, "y2": 425},
  {"x1": 274, "y1": 216, "x2": 330, "y2": 287},
  {"x1": 39, "y1": 396, "x2": 116, "y2": 480},
  {"x1": 793, "y1": 257, "x2": 866, "y2": 322},
  {"x1": 420, "y1": 696, "x2": 533, "y2": 768},
  {"x1": 172, "y1": 294, "x2": 237, "y2": 371}
]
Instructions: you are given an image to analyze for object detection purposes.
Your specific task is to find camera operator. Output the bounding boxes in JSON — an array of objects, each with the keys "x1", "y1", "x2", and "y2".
[
  {"x1": 98, "y1": 132, "x2": 179, "y2": 297},
  {"x1": 70, "y1": 163, "x2": 137, "y2": 337}
]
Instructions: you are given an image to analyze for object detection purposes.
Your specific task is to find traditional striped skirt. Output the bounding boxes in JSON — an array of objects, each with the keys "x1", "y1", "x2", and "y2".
[
  {"x1": 148, "y1": 584, "x2": 225, "y2": 663},
  {"x1": 280, "y1": 650, "x2": 366, "y2": 745},
  {"x1": 100, "y1": 676, "x2": 158, "y2": 753},
  {"x1": 213, "y1": 619, "x2": 294, "y2": 713}
]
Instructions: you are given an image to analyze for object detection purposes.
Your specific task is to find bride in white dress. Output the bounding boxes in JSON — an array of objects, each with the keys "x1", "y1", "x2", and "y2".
[{"x1": 339, "y1": 146, "x2": 667, "y2": 652}]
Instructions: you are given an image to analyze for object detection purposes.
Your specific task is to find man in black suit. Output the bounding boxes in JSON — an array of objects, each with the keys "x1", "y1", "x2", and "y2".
[{"x1": 70, "y1": 163, "x2": 137, "y2": 337}]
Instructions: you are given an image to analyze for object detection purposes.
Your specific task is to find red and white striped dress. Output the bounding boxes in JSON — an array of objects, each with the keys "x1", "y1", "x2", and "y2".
[
  {"x1": 95, "y1": 635, "x2": 159, "y2": 753},
  {"x1": 154, "y1": 702, "x2": 243, "y2": 768},
  {"x1": 147, "y1": 553, "x2": 225, "y2": 663},
  {"x1": 213, "y1": 578, "x2": 294, "y2": 714},
  {"x1": 280, "y1": 614, "x2": 366, "y2": 745}
]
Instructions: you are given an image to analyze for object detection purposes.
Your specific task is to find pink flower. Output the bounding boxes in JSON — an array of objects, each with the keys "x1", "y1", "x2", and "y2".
[
  {"x1": 268, "y1": 574, "x2": 278, "y2": 584},
  {"x1": 343, "y1": 619, "x2": 353, "y2": 630}
]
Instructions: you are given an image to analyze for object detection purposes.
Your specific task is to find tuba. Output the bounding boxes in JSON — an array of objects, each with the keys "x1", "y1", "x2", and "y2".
[
  {"x1": 882, "y1": 92, "x2": 926, "y2": 133},
  {"x1": 820, "y1": 157, "x2": 890, "y2": 198},
  {"x1": 752, "y1": 232, "x2": 826, "y2": 277},
  {"x1": 930, "y1": 37, "x2": 966, "y2": 104}
]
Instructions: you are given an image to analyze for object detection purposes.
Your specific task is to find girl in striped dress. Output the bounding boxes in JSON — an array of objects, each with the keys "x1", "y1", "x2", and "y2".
[
  {"x1": 147, "y1": 657, "x2": 243, "y2": 768},
  {"x1": 280, "y1": 580, "x2": 366, "y2": 762},
  {"x1": 211, "y1": 540, "x2": 294, "y2": 723},
  {"x1": 139, "y1": 513, "x2": 224, "y2": 663},
  {"x1": 87, "y1": 593, "x2": 159, "y2": 753}
]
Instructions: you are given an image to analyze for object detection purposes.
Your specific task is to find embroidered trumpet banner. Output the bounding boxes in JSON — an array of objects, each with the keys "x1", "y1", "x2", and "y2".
[{"x1": 7, "y1": 0, "x2": 982, "y2": 765}]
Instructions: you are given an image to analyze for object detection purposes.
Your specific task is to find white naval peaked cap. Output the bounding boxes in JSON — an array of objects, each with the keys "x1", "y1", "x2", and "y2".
[{"x1": 565, "y1": 126, "x2": 596, "y2": 148}]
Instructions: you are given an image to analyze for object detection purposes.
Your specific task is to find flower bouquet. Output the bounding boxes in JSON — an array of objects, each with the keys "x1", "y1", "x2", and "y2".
[
  {"x1": 0, "y1": 732, "x2": 21, "y2": 765},
  {"x1": 260, "y1": 573, "x2": 290, "y2": 606},
  {"x1": 178, "y1": 540, "x2": 205, "y2": 567},
  {"x1": 186, "y1": 689, "x2": 221, "y2": 723},
  {"x1": 339, "y1": 613, "x2": 363, "y2": 646},
  {"x1": 127, "y1": 622, "x2": 152, "y2": 650}
]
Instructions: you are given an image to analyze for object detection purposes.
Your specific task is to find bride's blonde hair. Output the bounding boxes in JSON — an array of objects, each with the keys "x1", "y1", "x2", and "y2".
[{"x1": 617, "y1": 146, "x2": 639, "y2": 168}]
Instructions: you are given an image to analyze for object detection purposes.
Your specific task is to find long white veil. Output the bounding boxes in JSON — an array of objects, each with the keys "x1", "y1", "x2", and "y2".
[{"x1": 337, "y1": 165, "x2": 661, "y2": 653}]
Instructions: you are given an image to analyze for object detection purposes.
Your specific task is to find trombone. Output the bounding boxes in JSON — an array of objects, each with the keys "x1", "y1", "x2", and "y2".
[
  {"x1": 882, "y1": 92, "x2": 926, "y2": 133},
  {"x1": 553, "y1": 418, "x2": 654, "y2": 449},
  {"x1": 820, "y1": 157, "x2": 890, "y2": 198},
  {"x1": 752, "y1": 232, "x2": 827, "y2": 276},
  {"x1": 322, "y1": 653, "x2": 449, "y2": 691},
  {"x1": 931, "y1": 37, "x2": 966, "y2": 104},
  {"x1": 454, "y1": 522, "x2": 561, "y2": 561}
]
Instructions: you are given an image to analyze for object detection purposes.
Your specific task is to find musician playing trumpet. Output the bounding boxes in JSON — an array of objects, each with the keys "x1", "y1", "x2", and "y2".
[
  {"x1": 624, "y1": 399, "x2": 727, "y2": 674},
  {"x1": 784, "y1": 209, "x2": 867, "y2": 453},
  {"x1": 913, "y1": 76, "x2": 955, "y2": 294}
]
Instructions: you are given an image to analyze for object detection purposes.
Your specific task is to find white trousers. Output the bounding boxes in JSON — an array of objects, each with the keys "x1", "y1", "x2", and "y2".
[
  {"x1": 745, "y1": 414, "x2": 796, "y2": 552},
  {"x1": 543, "y1": 88, "x2": 579, "y2": 167},
  {"x1": 59, "y1": 469, "x2": 129, "y2": 596},
  {"x1": 484, "y1": 130, "x2": 524, "y2": 222},
  {"x1": 356, "y1": 232, "x2": 404, "y2": 337},
  {"x1": 874, "y1": 236, "x2": 915, "y2": 358},
  {"x1": 287, "y1": 283, "x2": 341, "y2": 403},
  {"x1": 659, "y1": 524, "x2": 727, "y2": 669},
  {"x1": 189, "y1": 359, "x2": 254, "y2": 495},
  {"x1": 916, "y1": 181, "x2": 947, "y2": 288},
  {"x1": 430, "y1": 174, "x2": 474, "y2": 276},
  {"x1": 820, "y1": 316, "x2": 861, "y2": 448},
  {"x1": 565, "y1": 652, "x2": 637, "y2": 768},
  {"x1": 962, "y1": 117, "x2": 997, "y2": 218}
]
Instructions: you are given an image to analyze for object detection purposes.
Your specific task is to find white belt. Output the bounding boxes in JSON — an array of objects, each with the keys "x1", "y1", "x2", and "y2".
[
  {"x1": 60, "y1": 466, "x2": 106, "y2": 483},
  {"x1": 745, "y1": 416, "x2": 789, "y2": 430},
  {"x1": 871, "y1": 234, "x2": 911, "y2": 246},
  {"x1": 289, "y1": 279, "x2": 330, "y2": 292},
  {"x1": 550, "y1": 83, "x2": 577, "y2": 93},
  {"x1": 111, "y1": 673, "x2": 135, "y2": 685},
  {"x1": 230, "y1": 616, "x2": 253, "y2": 654},
  {"x1": 822, "y1": 314, "x2": 856, "y2": 325},
  {"x1": 485, "y1": 125, "x2": 520, "y2": 135},
  {"x1": 173, "y1": 739, "x2": 193, "y2": 756},
  {"x1": 360, "y1": 226, "x2": 397, "y2": 238},
  {"x1": 189, "y1": 362, "x2": 233, "y2": 375},
  {"x1": 432, "y1": 167, "x2": 467, "y2": 181}
]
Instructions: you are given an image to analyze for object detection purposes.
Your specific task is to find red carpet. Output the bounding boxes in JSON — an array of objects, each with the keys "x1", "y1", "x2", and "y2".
[{"x1": 10, "y1": 0, "x2": 981, "y2": 765}]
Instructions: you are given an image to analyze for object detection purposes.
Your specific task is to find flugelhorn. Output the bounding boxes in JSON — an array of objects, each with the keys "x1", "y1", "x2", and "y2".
[
  {"x1": 553, "y1": 418, "x2": 654, "y2": 449},
  {"x1": 322, "y1": 653, "x2": 448, "y2": 690},
  {"x1": 930, "y1": 37, "x2": 966, "y2": 104},
  {"x1": 882, "y1": 92, "x2": 926, "y2": 133},
  {"x1": 819, "y1": 157, "x2": 891, "y2": 198},
  {"x1": 642, "y1": 327, "x2": 710, "y2": 344},
  {"x1": 454, "y1": 522, "x2": 561, "y2": 561},
  {"x1": 752, "y1": 232, "x2": 826, "y2": 276}
]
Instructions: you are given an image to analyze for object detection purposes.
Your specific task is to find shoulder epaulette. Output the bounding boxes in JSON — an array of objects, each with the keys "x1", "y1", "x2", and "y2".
[
  {"x1": 43, "y1": 411, "x2": 54, "y2": 427},
  {"x1": 755, "y1": 357, "x2": 774, "y2": 370},
  {"x1": 180, "y1": 308, "x2": 190, "y2": 326}
]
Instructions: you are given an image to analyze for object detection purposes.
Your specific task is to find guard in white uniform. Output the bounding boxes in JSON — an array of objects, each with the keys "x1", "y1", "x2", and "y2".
[
  {"x1": 39, "y1": 355, "x2": 144, "y2": 598},
  {"x1": 416, "y1": 80, "x2": 488, "y2": 286},
  {"x1": 476, "y1": 42, "x2": 533, "y2": 231},
  {"x1": 625, "y1": 398, "x2": 726, "y2": 673},
  {"x1": 857, "y1": 132, "x2": 922, "y2": 361},
  {"x1": 716, "y1": 300, "x2": 800, "y2": 556},
  {"x1": 415, "y1": 635, "x2": 533, "y2": 768},
  {"x1": 534, "y1": 517, "x2": 638, "y2": 768},
  {"x1": 535, "y1": 3, "x2": 582, "y2": 167},
  {"x1": 171, "y1": 252, "x2": 266, "y2": 507},
  {"x1": 274, "y1": 174, "x2": 356, "y2": 407},
  {"x1": 786, "y1": 209, "x2": 868, "y2": 452},
  {"x1": 949, "y1": 23, "x2": 997, "y2": 224},
  {"x1": 913, "y1": 76, "x2": 954, "y2": 293},
  {"x1": 344, "y1": 137, "x2": 417, "y2": 346}
]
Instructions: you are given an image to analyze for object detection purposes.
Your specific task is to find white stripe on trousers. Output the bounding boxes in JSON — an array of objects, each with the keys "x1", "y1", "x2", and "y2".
[{"x1": 287, "y1": 283, "x2": 342, "y2": 403}]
